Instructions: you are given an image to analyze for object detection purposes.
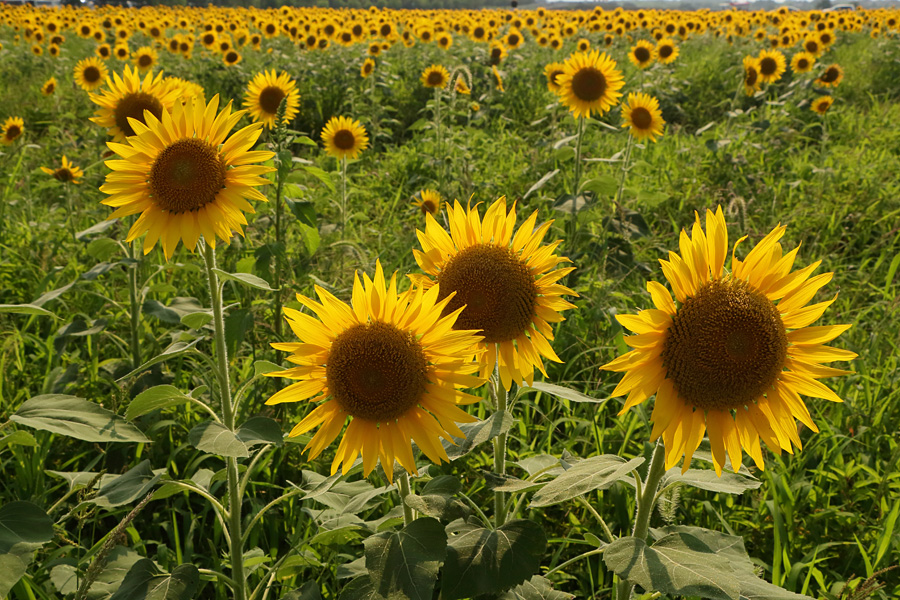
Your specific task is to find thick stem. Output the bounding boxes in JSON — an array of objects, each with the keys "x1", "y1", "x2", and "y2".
[
  {"x1": 492, "y1": 362, "x2": 509, "y2": 528},
  {"x1": 202, "y1": 243, "x2": 245, "y2": 600},
  {"x1": 398, "y1": 472, "x2": 415, "y2": 526},
  {"x1": 127, "y1": 240, "x2": 142, "y2": 370}
]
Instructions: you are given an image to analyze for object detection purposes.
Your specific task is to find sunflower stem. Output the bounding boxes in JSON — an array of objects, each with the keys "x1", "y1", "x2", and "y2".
[
  {"x1": 398, "y1": 472, "x2": 415, "y2": 526},
  {"x1": 202, "y1": 242, "x2": 246, "y2": 600},
  {"x1": 569, "y1": 116, "x2": 586, "y2": 240},
  {"x1": 127, "y1": 238, "x2": 142, "y2": 370},
  {"x1": 492, "y1": 364, "x2": 509, "y2": 528}
]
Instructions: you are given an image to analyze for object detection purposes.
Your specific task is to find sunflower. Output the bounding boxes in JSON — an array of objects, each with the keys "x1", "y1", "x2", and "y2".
[
  {"x1": 243, "y1": 70, "x2": 301, "y2": 129},
  {"x1": 454, "y1": 76, "x2": 471, "y2": 95},
  {"x1": 412, "y1": 189, "x2": 441, "y2": 215},
  {"x1": 815, "y1": 64, "x2": 844, "y2": 88},
  {"x1": 114, "y1": 44, "x2": 130, "y2": 60},
  {"x1": 1, "y1": 117, "x2": 24, "y2": 145},
  {"x1": 656, "y1": 38, "x2": 679, "y2": 64},
  {"x1": 811, "y1": 95, "x2": 834, "y2": 115},
  {"x1": 421, "y1": 64, "x2": 450, "y2": 89},
  {"x1": 489, "y1": 41, "x2": 507, "y2": 66},
  {"x1": 743, "y1": 56, "x2": 762, "y2": 96},
  {"x1": 576, "y1": 37, "x2": 590, "y2": 52},
  {"x1": 602, "y1": 207, "x2": 855, "y2": 475},
  {"x1": 41, "y1": 155, "x2": 84, "y2": 184},
  {"x1": 629, "y1": 40, "x2": 656, "y2": 69},
  {"x1": 621, "y1": 92, "x2": 665, "y2": 142},
  {"x1": 266, "y1": 261, "x2": 486, "y2": 479},
  {"x1": 31, "y1": 44, "x2": 44, "y2": 56},
  {"x1": 791, "y1": 51, "x2": 816, "y2": 74},
  {"x1": 223, "y1": 49, "x2": 241, "y2": 66},
  {"x1": 99, "y1": 94, "x2": 275, "y2": 259},
  {"x1": 757, "y1": 49, "x2": 787, "y2": 84},
  {"x1": 505, "y1": 28, "x2": 524, "y2": 49},
  {"x1": 89, "y1": 66, "x2": 181, "y2": 142},
  {"x1": 492, "y1": 65, "x2": 505, "y2": 92},
  {"x1": 556, "y1": 50, "x2": 625, "y2": 119},
  {"x1": 96, "y1": 43, "x2": 112, "y2": 60},
  {"x1": 361, "y1": 57, "x2": 375, "y2": 78},
  {"x1": 41, "y1": 77, "x2": 58, "y2": 96},
  {"x1": 321, "y1": 116, "x2": 369, "y2": 161},
  {"x1": 411, "y1": 197, "x2": 578, "y2": 390},
  {"x1": 74, "y1": 57, "x2": 109, "y2": 92},
  {"x1": 437, "y1": 32, "x2": 453, "y2": 50},
  {"x1": 132, "y1": 46, "x2": 158, "y2": 73},
  {"x1": 544, "y1": 61, "x2": 566, "y2": 93}
]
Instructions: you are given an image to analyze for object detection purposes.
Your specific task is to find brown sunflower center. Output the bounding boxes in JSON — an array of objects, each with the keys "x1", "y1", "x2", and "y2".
[
  {"x1": 426, "y1": 70, "x2": 445, "y2": 86},
  {"x1": 226, "y1": 51, "x2": 239, "y2": 63},
  {"x1": 259, "y1": 86, "x2": 286, "y2": 115},
  {"x1": 5, "y1": 125, "x2": 21, "y2": 140},
  {"x1": 508, "y1": 33, "x2": 520, "y2": 45},
  {"x1": 421, "y1": 199, "x2": 437, "y2": 214},
  {"x1": 327, "y1": 322, "x2": 428, "y2": 422},
  {"x1": 661, "y1": 277, "x2": 788, "y2": 412},
  {"x1": 332, "y1": 129, "x2": 356, "y2": 150},
  {"x1": 797, "y1": 58, "x2": 809, "y2": 70},
  {"x1": 571, "y1": 67, "x2": 607, "y2": 102},
  {"x1": 630, "y1": 106, "x2": 653, "y2": 130},
  {"x1": 54, "y1": 168, "x2": 74, "y2": 182},
  {"x1": 659, "y1": 44, "x2": 673, "y2": 58},
  {"x1": 549, "y1": 70, "x2": 563, "y2": 86},
  {"x1": 760, "y1": 57, "x2": 778, "y2": 75},
  {"x1": 745, "y1": 66, "x2": 759, "y2": 87},
  {"x1": 822, "y1": 67, "x2": 839, "y2": 82},
  {"x1": 436, "y1": 243, "x2": 537, "y2": 344},
  {"x1": 83, "y1": 66, "x2": 102, "y2": 83},
  {"x1": 138, "y1": 54, "x2": 153, "y2": 68},
  {"x1": 115, "y1": 92, "x2": 165, "y2": 138},
  {"x1": 149, "y1": 138, "x2": 226, "y2": 214},
  {"x1": 634, "y1": 46, "x2": 651, "y2": 62}
]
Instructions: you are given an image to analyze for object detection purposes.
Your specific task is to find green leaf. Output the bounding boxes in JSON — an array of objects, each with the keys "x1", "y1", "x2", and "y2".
[
  {"x1": 237, "y1": 416, "x2": 284, "y2": 447},
  {"x1": 520, "y1": 382, "x2": 607, "y2": 404},
  {"x1": 254, "y1": 360, "x2": 282, "y2": 376},
  {"x1": 118, "y1": 338, "x2": 203, "y2": 382},
  {"x1": 91, "y1": 460, "x2": 163, "y2": 509},
  {"x1": 735, "y1": 572, "x2": 815, "y2": 600},
  {"x1": 405, "y1": 477, "x2": 465, "y2": 521},
  {"x1": 580, "y1": 175, "x2": 618, "y2": 196},
  {"x1": 339, "y1": 577, "x2": 377, "y2": 600},
  {"x1": 287, "y1": 198, "x2": 317, "y2": 227},
  {"x1": 0, "y1": 554, "x2": 27, "y2": 598},
  {"x1": 364, "y1": 517, "x2": 447, "y2": 600},
  {"x1": 523, "y1": 169, "x2": 559, "y2": 200},
  {"x1": 126, "y1": 385, "x2": 192, "y2": 421},
  {"x1": 87, "y1": 238, "x2": 121, "y2": 262},
  {"x1": 498, "y1": 575, "x2": 575, "y2": 600},
  {"x1": 300, "y1": 222, "x2": 321, "y2": 256},
  {"x1": 108, "y1": 559, "x2": 200, "y2": 600},
  {"x1": 0, "y1": 303, "x2": 56, "y2": 317},
  {"x1": 444, "y1": 410, "x2": 513, "y2": 461},
  {"x1": 442, "y1": 519, "x2": 547, "y2": 600},
  {"x1": 0, "y1": 501, "x2": 54, "y2": 597},
  {"x1": 0, "y1": 430, "x2": 37, "y2": 451},
  {"x1": 295, "y1": 135, "x2": 318, "y2": 147},
  {"x1": 11, "y1": 395, "x2": 149, "y2": 443},
  {"x1": 213, "y1": 268, "x2": 275, "y2": 291},
  {"x1": 50, "y1": 564, "x2": 79, "y2": 595},
  {"x1": 303, "y1": 166, "x2": 336, "y2": 193},
  {"x1": 188, "y1": 421, "x2": 249, "y2": 457},
  {"x1": 636, "y1": 190, "x2": 670, "y2": 208},
  {"x1": 530, "y1": 455, "x2": 644, "y2": 507},
  {"x1": 283, "y1": 581, "x2": 324, "y2": 600},
  {"x1": 660, "y1": 468, "x2": 762, "y2": 495},
  {"x1": 143, "y1": 299, "x2": 182, "y2": 325},
  {"x1": 181, "y1": 311, "x2": 213, "y2": 330}
]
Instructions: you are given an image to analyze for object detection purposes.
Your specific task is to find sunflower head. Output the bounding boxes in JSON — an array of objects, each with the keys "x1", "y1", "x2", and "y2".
[
  {"x1": 556, "y1": 49, "x2": 625, "y2": 119},
  {"x1": 41, "y1": 155, "x2": 83, "y2": 184},
  {"x1": 454, "y1": 76, "x2": 471, "y2": 96},
  {"x1": 757, "y1": 49, "x2": 787, "y2": 84},
  {"x1": 742, "y1": 56, "x2": 762, "y2": 96},
  {"x1": 656, "y1": 38, "x2": 679, "y2": 64},
  {"x1": 243, "y1": 69, "x2": 301, "y2": 129},
  {"x1": 41, "y1": 77, "x2": 58, "y2": 96},
  {"x1": 421, "y1": 64, "x2": 450, "y2": 89},
  {"x1": 89, "y1": 66, "x2": 181, "y2": 142},
  {"x1": 791, "y1": 51, "x2": 816, "y2": 73},
  {"x1": 811, "y1": 95, "x2": 834, "y2": 115},
  {"x1": 1, "y1": 117, "x2": 25, "y2": 145},
  {"x1": 629, "y1": 40, "x2": 657, "y2": 69},
  {"x1": 361, "y1": 58, "x2": 375, "y2": 78},
  {"x1": 74, "y1": 57, "x2": 109, "y2": 91},
  {"x1": 412, "y1": 189, "x2": 442, "y2": 216},
  {"x1": 621, "y1": 92, "x2": 665, "y2": 142},
  {"x1": 132, "y1": 46, "x2": 158, "y2": 73},
  {"x1": 544, "y1": 62, "x2": 566, "y2": 93},
  {"x1": 815, "y1": 63, "x2": 844, "y2": 88},
  {"x1": 321, "y1": 115, "x2": 369, "y2": 161}
]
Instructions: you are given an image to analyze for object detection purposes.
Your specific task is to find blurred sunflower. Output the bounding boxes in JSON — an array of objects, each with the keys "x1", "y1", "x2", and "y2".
[
  {"x1": 656, "y1": 38, "x2": 679, "y2": 64},
  {"x1": 757, "y1": 49, "x2": 787, "y2": 84},
  {"x1": 556, "y1": 50, "x2": 625, "y2": 119},
  {"x1": 815, "y1": 64, "x2": 844, "y2": 88},
  {"x1": 544, "y1": 62, "x2": 565, "y2": 93},
  {"x1": 629, "y1": 40, "x2": 656, "y2": 69},
  {"x1": 811, "y1": 95, "x2": 834, "y2": 115},
  {"x1": 266, "y1": 261, "x2": 486, "y2": 479},
  {"x1": 576, "y1": 38, "x2": 590, "y2": 52},
  {"x1": 1, "y1": 117, "x2": 25, "y2": 145},
  {"x1": 454, "y1": 76, "x2": 471, "y2": 95},
  {"x1": 321, "y1": 116, "x2": 369, "y2": 160},
  {"x1": 412, "y1": 189, "x2": 442, "y2": 215},
  {"x1": 791, "y1": 51, "x2": 816, "y2": 73},
  {"x1": 243, "y1": 70, "x2": 300, "y2": 129},
  {"x1": 114, "y1": 44, "x2": 130, "y2": 60},
  {"x1": 74, "y1": 57, "x2": 109, "y2": 92},
  {"x1": 421, "y1": 64, "x2": 450, "y2": 89},
  {"x1": 411, "y1": 197, "x2": 578, "y2": 390},
  {"x1": 41, "y1": 155, "x2": 83, "y2": 184},
  {"x1": 489, "y1": 41, "x2": 507, "y2": 66},
  {"x1": 743, "y1": 56, "x2": 762, "y2": 96},
  {"x1": 621, "y1": 92, "x2": 665, "y2": 142},
  {"x1": 437, "y1": 32, "x2": 453, "y2": 50},
  {"x1": 361, "y1": 58, "x2": 375, "y2": 78},
  {"x1": 132, "y1": 46, "x2": 158, "y2": 73},
  {"x1": 41, "y1": 77, "x2": 58, "y2": 96},
  {"x1": 602, "y1": 207, "x2": 855, "y2": 475},
  {"x1": 223, "y1": 49, "x2": 241, "y2": 66},
  {"x1": 89, "y1": 66, "x2": 181, "y2": 142},
  {"x1": 96, "y1": 43, "x2": 112, "y2": 60},
  {"x1": 99, "y1": 95, "x2": 275, "y2": 259}
]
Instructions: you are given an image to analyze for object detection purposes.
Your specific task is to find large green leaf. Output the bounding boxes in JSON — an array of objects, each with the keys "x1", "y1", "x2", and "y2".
[
  {"x1": 212, "y1": 268, "x2": 274, "y2": 291},
  {"x1": 364, "y1": 517, "x2": 447, "y2": 600},
  {"x1": 283, "y1": 581, "x2": 324, "y2": 600},
  {"x1": 237, "y1": 416, "x2": 284, "y2": 447},
  {"x1": 441, "y1": 519, "x2": 547, "y2": 600},
  {"x1": 91, "y1": 460, "x2": 164, "y2": 509},
  {"x1": 530, "y1": 455, "x2": 644, "y2": 507},
  {"x1": 0, "y1": 554, "x2": 27, "y2": 598},
  {"x1": 0, "y1": 430, "x2": 37, "y2": 451},
  {"x1": 188, "y1": 421, "x2": 249, "y2": 457},
  {"x1": 108, "y1": 560, "x2": 200, "y2": 600},
  {"x1": 444, "y1": 410, "x2": 514, "y2": 460},
  {"x1": 404, "y1": 476, "x2": 467, "y2": 521},
  {"x1": 660, "y1": 468, "x2": 762, "y2": 495},
  {"x1": 0, "y1": 303, "x2": 56, "y2": 317},
  {"x1": 497, "y1": 575, "x2": 575, "y2": 600},
  {"x1": 126, "y1": 385, "x2": 192, "y2": 421},
  {"x1": 0, "y1": 501, "x2": 54, "y2": 597},
  {"x1": 11, "y1": 395, "x2": 149, "y2": 443}
]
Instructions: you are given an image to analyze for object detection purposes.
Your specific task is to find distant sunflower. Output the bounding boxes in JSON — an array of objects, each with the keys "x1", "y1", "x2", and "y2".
[
  {"x1": 791, "y1": 51, "x2": 816, "y2": 74},
  {"x1": 411, "y1": 197, "x2": 578, "y2": 390},
  {"x1": 656, "y1": 38, "x2": 679, "y2": 64},
  {"x1": 223, "y1": 49, "x2": 241, "y2": 66},
  {"x1": 437, "y1": 32, "x2": 453, "y2": 50},
  {"x1": 556, "y1": 50, "x2": 625, "y2": 119},
  {"x1": 41, "y1": 155, "x2": 83, "y2": 184},
  {"x1": 321, "y1": 116, "x2": 369, "y2": 160},
  {"x1": 629, "y1": 40, "x2": 656, "y2": 69},
  {"x1": 802, "y1": 35, "x2": 822, "y2": 57},
  {"x1": 576, "y1": 37, "x2": 590, "y2": 52},
  {"x1": 815, "y1": 64, "x2": 844, "y2": 88},
  {"x1": 811, "y1": 95, "x2": 834, "y2": 115},
  {"x1": 602, "y1": 207, "x2": 855, "y2": 475},
  {"x1": 266, "y1": 261, "x2": 486, "y2": 479},
  {"x1": 41, "y1": 77, "x2": 58, "y2": 96},
  {"x1": 1, "y1": 117, "x2": 25, "y2": 145},
  {"x1": 99, "y1": 95, "x2": 276, "y2": 259},
  {"x1": 412, "y1": 189, "x2": 441, "y2": 215},
  {"x1": 489, "y1": 41, "x2": 507, "y2": 66},
  {"x1": 243, "y1": 69, "x2": 301, "y2": 129},
  {"x1": 361, "y1": 57, "x2": 375, "y2": 78},
  {"x1": 743, "y1": 56, "x2": 762, "y2": 96},
  {"x1": 114, "y1": 44, "x2": 130, "y2": 60},
  {"x1": 31, "y1": 44, "x2": 44, "y2": 56},
  {"x1": 421, "y1": 64, "x2": 450, "y2": 89},
  {"x1": 132, "y1": 46, "x2": 158, "y2": 73},
  {"x1": 621, "y1": 92, "x2": 665, "y2": 142},
  {"x1": 544, "y1": 61, "x2": 566, "y2": 93},
  {"x1": 757, "y1": 49, "x2": 787, "y2": 84},
  {"x1": 96, "y1": 43, "x2": 112, "y2": 60},
  {"x1": 505, "y1": 28, "x2": 524, "y2": 49},
  {"x1": 74, "y1": 57, "x2": 109, "y2": 92},
  {"x1": 89, "y1": 66, "x2": 181, "y2": 142},
  {"x1": 454, "y1": 76, "x2": 471, "y2": 95}
]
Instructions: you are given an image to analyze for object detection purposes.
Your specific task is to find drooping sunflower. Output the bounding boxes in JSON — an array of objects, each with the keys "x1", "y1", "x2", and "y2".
[
  {"x1": 602, "y1": 207, "x2": 855, "y2": 475},
  {"x1": 743, "y1": 56, "x2": 762, "y2": 96},
  {"x1": 815, "y1": 64, "x2": 844, "y2": 88},
  {"x1": 243, "y1": 70, "x2": 301, "y2": 129},
  {"x1": 41, "y1": 77, "x2": 58, "y2": 96},
  {"x1": 321, "y1": 116, "x2": 369, "y2": 161},
  {"x1": 74, "y1": 57, "x2": 109, "y2": 92},
  {"x1": 544, "y1": 61, "x2": 566, "y2": 93},
  {"x1": 621, "y1": 92, "x2": 665, "y2": 142},
  {"x1": 811, "y1": 95, "x2": 834, "y2": 115},
  {"x1": 454, "y1": 76, "x2": 471, "y2": 96},
  {"x1": 411, "y1": 197, "x2": 578, "y2": 390},
  {"x1": 266, "y1": 261, "x2": 486, "y2": 479},
  {"x1": 791, "y1": 51, "x2": 816, "y2": 74},
  {"x1": 421, "y1": 64, "x2": 450, "y2": 89},
  {"x1": 1, "y1": 117, "x2": 25, "y2": 145},
  {"x1": 41, "y1": 155, "x2": 84, "y2": 184},
  {"x1": 757, "y1": 49, "x2": 787, "y2": 84},
  {"x1": 132, "y1": 46, "x2": 158, "y2": 73},
  {"x1": 89, "y1": 66, "x2": 181, "y2": 142},
  {"x1": 99, "y1": 94, "x2": 275, "y2": 259},
  {"x1": 556, "y1": 50, "x2": 625, "y2": 119},
  {"x1": 656, "y1": 38, "x2": 679, "y2": 64},
  {"x1": 360, "y1": 57, "x2": 375, "y2": 78},
  {"x1": 412, "y1": 189, "x2": 441, "y2": 216},
  {"x1": 629, "y1": 40, "x2": 657, "y2": 69}
]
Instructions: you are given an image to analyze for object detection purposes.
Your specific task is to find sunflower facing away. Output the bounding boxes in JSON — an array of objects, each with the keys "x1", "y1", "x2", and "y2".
[
  {"x1": 41, "y1": 77, "x2": 58, "y2": 96},
  {"x1": 815, "y1": 64, "x2": 844, "y2": 88},
  {"x1": 757, "y1": 49, "x2": 787, "y2": 84},
  {"x1": 421, "y1": 64, "x2": 450, "y2": 89},
  {"x1": 1, "y1": 117, "x2": 24, "y2": 145},
  {"x1": 265, "y1": 261, "x2": 487, "y2": 479},
  {"x1": 811, "y1": 96, "x2": 834, "y2": 115},
  {"x1": 74, "y1": 57, "x2": 109, "y2": 92},
  {"x1": 621, "y1": 92, "x2": 665, "y2": 142},
  {"x1": 413, "y1": 189, "x2": 441, "y2": 216},
  {"x1": 412, "y1": 197, "x2": 578, "y2": 390},
  {"x1": 556, "y1": 50, "x2": 625, "y2": 119},
  {"x1": 743, "y1": 56, "x2": 762, "y2": 96},
  {"x1": 629, "y1": 40, "x2": 657, "y2": 69},
  {"x1": 602, "y1": 207, "x2": 856, "y2": 475},
  {"x1": 791, "y1": 52, "x2": 816, "y2": 74},
  {"x1": 244, "y1": 70, "x2": 301, "y2": 129},
  {"x1": 41, "y1": 155, "x2": 84, "y2": 183},
  {"x1": 89, "y1": 66, "x2": 181, "y2": 142},
  {"x1": 100, "y1": 94, "x2": 275, "y2": 259},
  {"x1": 544, "y1": 62, "x2": 565, "y2": 93},
  {"x1": 321, "y1": 116, "x2": 369, "y2": 161}
]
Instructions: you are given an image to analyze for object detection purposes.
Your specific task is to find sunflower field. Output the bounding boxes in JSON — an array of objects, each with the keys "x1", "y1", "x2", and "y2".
[{"x1": 1, "y1": 3, "x2": 899, "y2": 599}]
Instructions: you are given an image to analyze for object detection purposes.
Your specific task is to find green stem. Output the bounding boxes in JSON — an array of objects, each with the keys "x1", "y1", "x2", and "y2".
[
  {"x1": 202, "y1": 242, "x2": 245, "y2": 600},
  {"x1": 127, "y1": 239, "x2": 142, "y2": 370},
  {"x1": 492, "y1": 362, "x2": 509, "y2": 528},
  {"x1": 398, "y1": 472, "x2": 415, "y2": 526}
]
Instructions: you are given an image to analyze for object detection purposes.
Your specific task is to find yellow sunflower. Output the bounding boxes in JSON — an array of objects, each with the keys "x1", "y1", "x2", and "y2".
[
  {"x1": 361, "y1": 57, "x2": 375, "y2": 78},
  {"x1": 321, "y1": 116, "x2": 369, "y2": 161},
  {"x1": 544, "y1": 62, "x2": 565, "y2": 93},
  {"x1": 243, "y1": 69, "x2": 301, "y2": 129},
  {"x1": 41, "y1": 155, "x2": 84, "y2": 184},
  {"x1": 223, "y1": 49, "x2": 241, "y2": 66},
  {"x1": 89, "y1": 66, "x2": 181, "y2": 142},
  {"x1": 656, "y1": 38, "x2": 679, "y2": 64},
  {"x1": 411, "y1": 198, "x2": 578, "y2": 390},
  {"x1": 791, "y1": 51, "x2": 816, "y2": 74},
  {"x1": 489, "y1": 41, "x2": 508, "y2": 66},
  {"x1": 74, "y1": 57, "x2": 109, "y2": 92},
  {"x1": 266, "y1": 261, "x2": 486, "y2": 479},
  {"x1": 621, "y1": 92, "x2": 665, "y2": 142},
  {"x1": 454, "y1": 76, "x2": 471, "y2": 96},
  {"x1": 629, "y1": 40, "x2": 657, "y2": 69},
  {"x1": 421, "y1": 64, "x2": 450, "y2": 89},
  {"x1": 602, "y1": 207, "x2": 855, "y2": 475},
  {"x1": 114, "y1": 44, "x2": 130, "y2": 60},
  {"x1": 132, "y1": 46, "x2": 158, "y2": 73},
  {"x1": 743, "y1": 56, "x2": 762, "y2": 96},
  {"x1": 99, "y1": 94, "x2": 276, "y2": 259},
  {"x1": 412, "y1": 189, "x2": 442, "y2": 216},
  {"x1": 811, "y1": 95, "x2": 834, "y2": 115},
  {"x1": 757, "y1": 49, "x2": 787, "y2": 84},
  {"x1": 815, "y1": 64, "x2": 844, "y2": 88},
  {"x1": 556, "y1": 50, "x2": 625, "y2": 119},
  {"x1": 1, "y1": 117, "x2": 25, "y2": 145},
  {"x1": 41, "y1": 77, "x2": 58, "y2": 96}
]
